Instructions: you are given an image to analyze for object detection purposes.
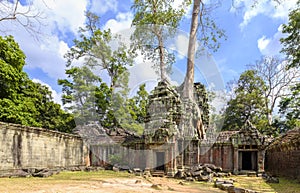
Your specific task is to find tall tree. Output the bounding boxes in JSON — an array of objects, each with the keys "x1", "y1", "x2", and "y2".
[
  {"x1": 279, "y1": 83, "x2": 300, "y2": 130},
  {"x1": 247, "y1": 56, "x2": 299, "y2": 126},
  {"x1": 131, "y1": 0, "x2": 189, "y2": 82},
  {"x1": 58, "y1": 66, "x2": 102, "y2": 125},
  {"x1": 61, "y1": 12, "x2": 134, "y2": 128},
  {"x1": 278, "y1": 0, "x2": 300, "y2": 131},
  {"x1": 183, "y1": 0, "x2": 225, "y2": 99},
  {"x1": 280, "y1": 0, "x2": 300, "y2": 69},
  {"x1": 65, "y1": 12, "x2": 133, "y2": 90},
  {"x1": 222, "y1": 70, "x2": 268, "y2": 132},
  {"x1": 181, "y1": 0, "x2": 225, "y2": 139}
]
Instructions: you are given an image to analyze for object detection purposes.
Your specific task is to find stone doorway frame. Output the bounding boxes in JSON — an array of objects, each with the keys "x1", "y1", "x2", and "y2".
[{"x1": 238, "y1": 150, "x2": 258, "y2": 171}]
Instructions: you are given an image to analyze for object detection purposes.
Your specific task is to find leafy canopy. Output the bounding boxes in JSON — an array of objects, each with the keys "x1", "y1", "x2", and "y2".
[
  {"x1": 0, "y1": 36, "x2": 74, "y2": 132},
  {"x1": 222, "y1": 70, "x2": 268, "y2": 133}
]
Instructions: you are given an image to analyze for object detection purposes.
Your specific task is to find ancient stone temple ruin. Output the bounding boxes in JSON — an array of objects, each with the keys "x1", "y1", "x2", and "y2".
[
  {"x1": 0, "y1": 81, "x2": 273, "y2": 177},
  {"x1": 200, "y1": 121, "x2": 270, "y2": 174},
  {"x1": 85, "y1": 81, "x2": 270, "y2": 176}
]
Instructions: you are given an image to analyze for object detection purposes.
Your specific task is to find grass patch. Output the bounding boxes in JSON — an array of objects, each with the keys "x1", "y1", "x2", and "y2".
[
  {"x1": 223, "y1": 175, "x2": 300, "y2": 193},
  {"x1": 49, "y1": 170, "x2": 134, "y2": 180},
  {"x1": 0, "y1": 170, "x2": 135, "y2": 192},
  {"x1": 268, "y1": 178, "x2": 300, "y2": 193}
]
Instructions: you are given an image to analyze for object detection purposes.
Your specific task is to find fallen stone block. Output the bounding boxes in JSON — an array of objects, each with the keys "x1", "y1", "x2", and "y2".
[
  {"x1": 220, "y1": 183, "x2": 234, "y2": 191},
  {"x1": 266, "y1": 177, "x2": 279, "y2": 183},
  {"x1": 10, "y1": 170, "x2": 31, "y2": 178},
  {"x1": 32, "y1": 170, "x2": 53, "y2": 178},
  {"x1": 185, "y1": 176, "x2": 195, "y2": 182}
]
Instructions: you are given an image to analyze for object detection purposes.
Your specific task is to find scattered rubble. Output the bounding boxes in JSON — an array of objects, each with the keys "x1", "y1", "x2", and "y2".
[
  {"x1": 215, "y1": 178, "x2": 261, "y2": 193},
  {"x1": 0, "y1": 166, "x2": 105, "y2": 178},
  {"x1": 262, "y1": 173, "x2": 279, "y2": 183},
  {"x1": 174, "y1": 163, "x2": 230, "y2": 182}
]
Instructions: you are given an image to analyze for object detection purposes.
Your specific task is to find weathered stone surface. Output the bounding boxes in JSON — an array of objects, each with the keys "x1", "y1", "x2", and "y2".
[
  {"x1": 32, "y1": 170, "x2": 54, "y2": 178},
  {"x1": 265, "y1": 176, "x2": 280, "y2": 183},
  {"x1": 174, "y1": 170, "x2": 186, "y2": 179},
  {"x1": 220, "y1": 183, "x2": 234, "y2": 190},
  {"x1": 247, "y1": 171, "x2": 257, "y2": 177},
  {"x1": 266, "y1": 128, "x2": 300, "y2": 180},
  {"x1": 0, "y1": 121, "x2": 87, "y2": 176}
]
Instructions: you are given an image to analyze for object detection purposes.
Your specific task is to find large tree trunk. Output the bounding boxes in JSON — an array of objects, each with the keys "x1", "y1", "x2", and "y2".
[
  {"x1": 183, "y1": 0, "x2": 200, "y2": 99},
  {"x1": 158, "y1": 28, "x2": 166, "y2": 82},
  {"x1": 181, "y1": 0, "x2": 206, "y2": 140}
]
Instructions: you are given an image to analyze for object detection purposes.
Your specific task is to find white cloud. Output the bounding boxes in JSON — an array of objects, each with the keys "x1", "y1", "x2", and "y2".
[
  {"x1": 32, "y1": 79, "x2": 62, "y2": 106},
  {"x1": 257, "y1": 25, "x2": 285, "y2": 56},
  {"x1": 257, "y1": 35, "x2": 270, "y2": 52},
  {"x1": 231, "y1": 0, "x2": 298, "y2": 30},
  {"x1": 43, "y1": 0, "x2": 88, "y2": 35},
  {"x1": 103, "y1": 12, "x2": 133, "y2": 34},
  {"x1": 89, "y1": 0, "x2": 118, "y2": 15},
  {"x1": 20, "y1": 34, "x2": 69, "y2": 80}
]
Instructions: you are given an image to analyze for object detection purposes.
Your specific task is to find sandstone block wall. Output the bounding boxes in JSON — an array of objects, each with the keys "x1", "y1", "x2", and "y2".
[
  {"x1": 0, "y1": 122, "x2": 87, "y2": 172},
  {"x1": 266, "y1": 128, "x2": 300, "y2": 179}
]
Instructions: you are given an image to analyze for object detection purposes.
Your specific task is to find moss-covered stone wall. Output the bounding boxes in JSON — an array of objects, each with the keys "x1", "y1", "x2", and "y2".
[{"x1": 266, "y1": 128, "x2": 300, "y2": 179}]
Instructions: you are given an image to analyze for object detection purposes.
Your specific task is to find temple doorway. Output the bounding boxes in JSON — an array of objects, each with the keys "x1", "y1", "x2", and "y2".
[
  {"x1": 156, "y1": 152, "x2": 165, "y2": 171},
  {"x1": 239, "y1": 151, "x2": 257, "y2": 171}
]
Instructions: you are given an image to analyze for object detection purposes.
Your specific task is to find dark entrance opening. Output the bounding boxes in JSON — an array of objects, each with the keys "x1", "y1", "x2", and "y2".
[
  {"x1": 242, "y1": 151, "x2": 252, "y2": 170},
  {"x1": 156, "y1": 152, "x2": 165, "y2": 171},
  {"x1": 241, "y1": 151, "x2": 257, "y2": 171}
]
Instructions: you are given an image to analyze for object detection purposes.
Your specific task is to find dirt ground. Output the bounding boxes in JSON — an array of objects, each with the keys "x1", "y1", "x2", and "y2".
[
  {"x1": 1, "y1": 171, "x2": 298, "y2": 193},
  {"x1": 0, "y1": 173, "x2": 224, "y2": 193}
]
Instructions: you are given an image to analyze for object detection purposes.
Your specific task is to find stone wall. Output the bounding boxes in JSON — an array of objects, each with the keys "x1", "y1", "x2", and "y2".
[
  {"x1": 199, "y1": 144, "x2": 234, "y2": 172},
  {"x1": 0, "y1": 122, "x2": 88, "y2": 173},
  {"x1": 266, "y1": 128, "x2": 300, "y2": 179}
]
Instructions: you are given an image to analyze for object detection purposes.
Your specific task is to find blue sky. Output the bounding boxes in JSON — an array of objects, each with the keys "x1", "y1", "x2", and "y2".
[{"x1": 0, "y1": 0, "x2": 297, "y2": 106}]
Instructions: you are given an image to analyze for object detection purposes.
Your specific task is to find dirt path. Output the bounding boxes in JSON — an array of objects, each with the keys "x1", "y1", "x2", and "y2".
[{"x1": 0, "y1": 176, "x2": 224, "y2": 193}]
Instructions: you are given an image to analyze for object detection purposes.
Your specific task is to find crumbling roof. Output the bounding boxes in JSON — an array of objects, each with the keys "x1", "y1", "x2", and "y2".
[
  {"x1": 74, "y1": 123, "x2": 141, "y2": 145},
  {"x1": 216, "y1": 131, "x2": 239, "y2": 143},
  {"x1": 268, "y1": 128, "x2": 300, "y2": 151}
]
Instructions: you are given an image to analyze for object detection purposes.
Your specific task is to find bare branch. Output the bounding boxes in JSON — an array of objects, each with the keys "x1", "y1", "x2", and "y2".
[
  {"x1": 247, "y1": 56, "x2": 300, "y2": 125},
  {"x1": 0, "y1": 0, "x2": 47, "y2": 40}
]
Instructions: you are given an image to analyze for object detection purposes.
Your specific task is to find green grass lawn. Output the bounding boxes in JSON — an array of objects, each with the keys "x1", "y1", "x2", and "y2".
[{"x1": 227, "y1": 175, "x2": 300, "y2": 193}]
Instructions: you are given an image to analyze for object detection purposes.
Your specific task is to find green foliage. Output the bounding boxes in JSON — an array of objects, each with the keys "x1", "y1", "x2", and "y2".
[
  {"x1": 281, "y1": 1, "x2": 300, "y2": 69},
  {"x1": 279, "y1": 2, "x2": 300, "y2": 132},
  {"x1": 0, "y1": 35, "x2": 25, "y2": 71},
  {"x1": 131, "y1": 0, "x2": 190, "y2": 80},
  {"x1": 58, "y1": 66, "x2": 102, "y2": 124},
  {"x1": 65, "y1": 11, "x2": 133, "y2": 89},
  {"x1": 133, "y1": 84, "x2": 149, "y2": 123},
  {"x1": 110, "y1": 83, "x2": 148, "y2": 134},
  {"x1": 222, "y1": 70, "x2": 268, "y2": 133},
  {"x1": 60, "y1": 12, "x2": 149, "y2": 134},
  {"x1": 0, "y1": 36, "x2": 74, "y2": 132},
  {"x1": 279, "y1": 83, "x2": 300, "y2": 131}
]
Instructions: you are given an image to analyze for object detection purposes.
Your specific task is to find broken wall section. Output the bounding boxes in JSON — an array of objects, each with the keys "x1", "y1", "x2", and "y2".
[{"x1": 0, "y1": 122, "x2": 88, "y2": 174}]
